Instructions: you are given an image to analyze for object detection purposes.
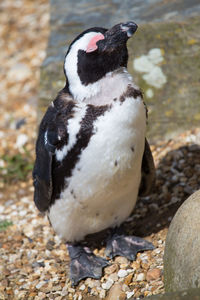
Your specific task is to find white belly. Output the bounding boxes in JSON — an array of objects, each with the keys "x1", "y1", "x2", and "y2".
[{"x1": 48, "y1": 97, "x2": 146, "y2": 242}]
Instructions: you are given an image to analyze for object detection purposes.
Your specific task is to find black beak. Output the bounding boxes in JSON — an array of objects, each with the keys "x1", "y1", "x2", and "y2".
[
  {"x1": 120, "y1": 21, "x2": 138, "y2": 37},
  {"x1": 97, "y1": 21, "x2": 138, "y2": 52}
]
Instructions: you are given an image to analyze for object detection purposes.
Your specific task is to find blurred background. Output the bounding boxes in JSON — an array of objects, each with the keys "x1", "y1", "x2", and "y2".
[
  {"x1": 0, "y1": 0, "x2": 200, "y2": 299},
  {"x1": 41, "y1": 0, "x2": 200, "y2": 141}
]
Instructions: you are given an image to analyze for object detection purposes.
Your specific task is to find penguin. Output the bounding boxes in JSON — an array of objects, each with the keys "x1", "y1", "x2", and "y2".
[{"x1": 33, "y1": 22, "x2": 155, "y2": 286}]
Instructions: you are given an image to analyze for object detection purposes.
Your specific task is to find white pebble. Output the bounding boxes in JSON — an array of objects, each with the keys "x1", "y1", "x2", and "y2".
[
  {"x1": 15, "y1": 134, "x2": 28, "y2": 149},
  {"x1": 99, "y1": 289, "x2": 106, "y2": 299},
  {"x1": 136, "y1": 273, "x2": 145, "y2": 281},
  {"x1": 36, "y1": 281, "x2": 45, "y2": 289},
  {"x1": 0, "y1": 131, "x2": 5, "y2": 138},
  {"x1": 118, "y1": 269, "x2": 128, "y2": 278},
  {"x1": 19, "y1": 210, "x2": 27, "y2": 217},
  {"x1": 102, "y1": 279, "x2": 113, "y2": 290},
  {"x1": 79, "y1": 284, "x2": 85, "y2": 291},
  {"x1": 0, "y1": 205, "x2": 4, "y2": 213},
  {"x1": 126, "y1": 291, "x2": 135, "y2": 298},
  {"x1": 0, "y1": 159, "x2": 5, "y2": 168}
]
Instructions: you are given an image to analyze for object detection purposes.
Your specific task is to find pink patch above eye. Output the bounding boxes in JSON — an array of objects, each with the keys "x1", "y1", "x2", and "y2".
[{"x1": 86, "y1": 33, "x2": 105, "y2": 53}]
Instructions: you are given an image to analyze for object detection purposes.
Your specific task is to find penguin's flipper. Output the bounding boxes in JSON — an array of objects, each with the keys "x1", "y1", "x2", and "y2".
[
  {"x1": 105, "y1": 233, "x2": 154, "y2": 260},
  {"x1": 67, "y1": 244, "x2": 108, "y2": 286},
  {"x1": 33, "y1": 96, "x2": 71, "y2": 212},
  {"x1": 33, "y1": 143, "x2": 53, "y2": 212},
  {"x1": 139, "y1": 138, "x2": 156, "y2": 197}
]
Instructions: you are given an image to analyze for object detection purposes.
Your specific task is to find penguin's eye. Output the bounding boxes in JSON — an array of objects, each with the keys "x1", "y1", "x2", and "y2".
[{"x1": 86, "y1": 34, "x2": 105, "y2": 53}]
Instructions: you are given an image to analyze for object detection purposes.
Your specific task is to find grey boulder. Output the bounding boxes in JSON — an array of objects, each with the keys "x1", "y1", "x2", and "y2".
[{"x1": 164, "y1": 190, "x2": 200, "y2": 292}]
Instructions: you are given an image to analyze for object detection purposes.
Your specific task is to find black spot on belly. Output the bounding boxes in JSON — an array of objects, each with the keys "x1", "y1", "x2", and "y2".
[
  {"x1": 96, "y1": 212, "x2": 100, "y2": 217},
  {"x1": 70, "y1": 189, "x2": 76, "y2": 199},
  {"x1": 115, "y1": 160, "x2": 118, "y2": 166},
  {"x1": 131, "y1": 146, "x2": 135, "y2": 152}
]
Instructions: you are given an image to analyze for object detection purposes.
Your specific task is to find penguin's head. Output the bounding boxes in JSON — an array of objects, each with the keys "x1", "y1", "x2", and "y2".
[{"x1": 64, "y1": 22, "x2": 138, "y2": 101}]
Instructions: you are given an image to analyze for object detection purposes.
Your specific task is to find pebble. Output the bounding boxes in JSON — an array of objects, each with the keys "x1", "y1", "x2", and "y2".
[
  {"x1": 79, "y1": 284, "x2": 86, "y2": 291},
  {"x1": 106, "y1": 283, "x2": 126, "y2": 300},
  {"x1": 35, "y1": 281, "x2": 46, "y2": 289},
  {"x1": 146, "y1": 268, "x2": 161, "y2": 281},
  {"x1": 7, "y1": 63, "x2": 32, "y2": 82},
  {"x1": 136, "y1": 273, "x2": 146, "y2": 281},
  {"x1": 115, "y1": 257, "x2": 128, "y2": 264},
  {"x1": 118, "y1": 269, "x2": 128, "y2": 278},
  {"x1": 99, "y1": 289, "x2": 106, "y2": 299},
  {"x1": 15, "y1": 133, "x2": 28, "y2": 149},
  {"x1": 126, "y1": 291, "x2": 135, "y2": 299},
  {"x1": 105, "y1": 263, "x2": 118, "y2": 274},
  {"x1": 102, "y1": 279, "x2": 114, "y2": 290},
  {"x1": 124, "y1": 273, "x2": 133, "y2": 285},
  {"x1": 108, "y1": 273, "x2": 118, "y2": 282}
]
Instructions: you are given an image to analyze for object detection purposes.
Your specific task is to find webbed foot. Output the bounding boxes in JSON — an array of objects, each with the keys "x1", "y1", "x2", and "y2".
[
  {"x1": 105, "y1": 233, "x2": 154, "y2": 260},
  {"x1": 67, "y1": 244, "x2": 108, "y2": 286}
]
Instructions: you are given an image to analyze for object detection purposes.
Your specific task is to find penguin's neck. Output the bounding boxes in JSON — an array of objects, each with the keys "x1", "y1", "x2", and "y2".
[{"x1": 68, "y1": 67, "x2": 134, "y2": 105}]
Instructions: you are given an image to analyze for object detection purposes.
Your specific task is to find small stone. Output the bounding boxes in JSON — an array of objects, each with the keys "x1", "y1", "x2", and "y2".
[
  {"x1": 105, "y1": 264, "x2": 118, "y2": 274},
  {"x1": 126, "y1": 291, "x2": 135, "y2": 299},
  {"x1": 117, "y1": 269, "x2": 128, "y2": 278},
  {"x1": 79, "y1": 284, "x2": 85, "y2": 291},
  {"x1": 146, "y1": 268, "x2": 161, "y2": 281},
  {"x1": 15, "y1": 133, "x2": 28, "y2": 148},
  {"x1": 90, "y1": 287, "x2": 98, "y2": 296},
  {"x1": 115, "y1": 257, "x2": 128, "y2": 265},
  {"x1": 36, "y1": 281, "x2": 46, "y2": 289},
  {"x1": 136, "y1": 273, "x2": 145, "y2": 281},
  {"x1": 29, "y1": 292, "x2": 37, "y2": 297},
  {"x1": 122, "y1": 283, "x2": 130, "y2": 292},
  {"x1": 131, "y1": 261, "x2": 140, "y2": 269},
  {"x1": 108, "y1": 273, "x2": 118, "y2": 282},
  {"x1": 106, "y1": 283, "x2": 126, "y2": 300},
  {"x1": 7, "y1": 63, "x2": 32, "y2": 82},
  {"x1": 102, "y1": 279, "x2": 114, "y2": 290},
  {"x1": 99, "y1": 289, "x2": 106, "y2": 299},
  {"x1": 124, "y1": 273, "x2": 133, "y2": 285}
]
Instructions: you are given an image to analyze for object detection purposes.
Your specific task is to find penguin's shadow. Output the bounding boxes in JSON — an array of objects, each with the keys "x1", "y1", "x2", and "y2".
[
  {"x1": 84, "y1": 143, "x2": 200, "y2": 249},
  {"x1": 125, "y1": 143, "x2": 200, "y2": 237}
]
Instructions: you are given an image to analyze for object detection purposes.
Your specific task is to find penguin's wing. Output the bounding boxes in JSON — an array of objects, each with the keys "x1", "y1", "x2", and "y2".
[
  {"x1": 139, "y1": 138, "x2": 156, "y2": 196},
  {"x1": 33, "y1": 96, "x2": 74, "y2": 212}
]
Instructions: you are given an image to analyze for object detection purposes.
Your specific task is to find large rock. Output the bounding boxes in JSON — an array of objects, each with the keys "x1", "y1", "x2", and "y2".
[
  {"x1": 39, "y1": 0, "x2": 200, "y2": 141},
  {"x1": 164, "y1": 190, "x2": 200, "y2": 292}
]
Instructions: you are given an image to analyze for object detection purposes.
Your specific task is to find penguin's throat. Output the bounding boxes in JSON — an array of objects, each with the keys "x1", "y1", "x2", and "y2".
[{"x1": 70, "y1": 68, "x2": 134, "y2": 105}]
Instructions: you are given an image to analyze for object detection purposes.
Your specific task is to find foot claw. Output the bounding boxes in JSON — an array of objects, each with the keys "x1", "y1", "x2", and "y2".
[
  {"x1": 68, "y1": 245, "x2": 108, "y2": 286},
  {"x1": 105, "y1": 234, "x2": 154, "y2": 260}
]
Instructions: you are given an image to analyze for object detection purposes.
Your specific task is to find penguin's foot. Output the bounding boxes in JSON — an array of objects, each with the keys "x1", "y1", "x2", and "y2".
[
  {"x1": 105, "y1": 233, "x2": 154, "y2": 260},
  {"x1": 67, "y1": 244, "x2": 108, "y2": 286}
]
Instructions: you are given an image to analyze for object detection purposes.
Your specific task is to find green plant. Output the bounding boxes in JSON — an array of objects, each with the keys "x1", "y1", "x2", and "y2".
[
  {"x1": 0, "y1": 220, "x2": 13, "y2": 232},
  {"x1": 0, "y1": 147, "x2": 33, "y2": 183}
]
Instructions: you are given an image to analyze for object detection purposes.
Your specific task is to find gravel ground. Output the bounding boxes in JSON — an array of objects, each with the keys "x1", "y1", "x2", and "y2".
[{"x1": 0, "y1": 1, "x2": 200, "y2": 299}]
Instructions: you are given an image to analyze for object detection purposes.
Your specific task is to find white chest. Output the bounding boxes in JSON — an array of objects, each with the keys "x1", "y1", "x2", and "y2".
[{"x1": 49, "y1": 94, "x2": 146, "y2": 242}]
